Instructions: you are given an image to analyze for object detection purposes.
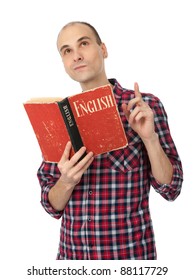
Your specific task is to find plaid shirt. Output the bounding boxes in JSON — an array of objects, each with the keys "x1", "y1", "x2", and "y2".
[{"x1": 37, "y1": 79, "x2": 183, "y2": 260}]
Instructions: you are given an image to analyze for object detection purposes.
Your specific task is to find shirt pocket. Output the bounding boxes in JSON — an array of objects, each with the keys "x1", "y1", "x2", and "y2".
[{"x1": 105, "y1": 130, "x2": 142, "y2": 173}]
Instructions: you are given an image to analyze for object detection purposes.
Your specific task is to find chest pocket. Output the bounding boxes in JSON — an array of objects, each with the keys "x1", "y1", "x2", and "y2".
[{"x1": 105, "y1": 128, "x2": 143, "y2": 173}]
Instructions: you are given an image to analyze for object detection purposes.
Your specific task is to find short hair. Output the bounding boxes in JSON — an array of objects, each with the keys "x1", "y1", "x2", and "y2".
[{"x1": 59, "y1": 21, "x2": 102, "y2": 45}]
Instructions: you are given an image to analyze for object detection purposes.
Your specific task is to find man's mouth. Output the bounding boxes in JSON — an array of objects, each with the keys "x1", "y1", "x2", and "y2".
[{"x1": 73, "y1": 64, "x2": 87, "y2": 71}]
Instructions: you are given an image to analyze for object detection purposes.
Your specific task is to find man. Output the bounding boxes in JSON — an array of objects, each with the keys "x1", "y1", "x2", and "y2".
[{"x1": 37, "y1": 21, "x2": 183, "y2": 260}]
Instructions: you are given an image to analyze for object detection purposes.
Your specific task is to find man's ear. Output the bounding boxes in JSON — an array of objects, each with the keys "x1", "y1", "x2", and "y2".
[{"x1": 101, "y1": 43, "x2": 108, "y2": 58}]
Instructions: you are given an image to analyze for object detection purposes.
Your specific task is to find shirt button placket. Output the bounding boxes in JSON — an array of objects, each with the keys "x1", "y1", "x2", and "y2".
[
  {"x1": 89, "y1": 190, "x2": 93, "y2": 195},
  {"x1": 87, "y1": 189, "x2": 95, "y2": 257}
]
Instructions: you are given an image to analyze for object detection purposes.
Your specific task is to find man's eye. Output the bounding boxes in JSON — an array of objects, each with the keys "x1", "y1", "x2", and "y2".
[
  {"x1": 64, "y1": 49, "x2": 71, "y2": 55},
  {"x1": 81, "y1": 41, "x2": 89, "y2": 46}
]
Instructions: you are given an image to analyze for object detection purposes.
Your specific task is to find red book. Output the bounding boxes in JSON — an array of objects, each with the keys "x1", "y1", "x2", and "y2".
[{"x1": 23, "y1": 85, "x2": 128, "y2": 162}]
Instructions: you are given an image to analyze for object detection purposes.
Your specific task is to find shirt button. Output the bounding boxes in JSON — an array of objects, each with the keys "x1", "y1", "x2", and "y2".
[
  {"x1": 89, "y1": 190, "x2": 93, "y2": 195},
  {"x1": 88, "y1": 217, "x2": 92, "y2": 222}
]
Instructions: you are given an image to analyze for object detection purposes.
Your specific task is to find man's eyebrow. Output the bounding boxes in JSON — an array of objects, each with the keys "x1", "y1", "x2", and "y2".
[
  {"x1": 77, "y1": 36, "x2": 91, "y2": 42},
  {"x1": 59, "y1": 36, "x2": 91, "y2": 53},
  {"x1": 60, "y1": 44, "x2": 69, "y2": 53}
]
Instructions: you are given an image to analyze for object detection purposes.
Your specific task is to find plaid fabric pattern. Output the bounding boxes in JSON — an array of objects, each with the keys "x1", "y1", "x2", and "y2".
[{"x1": 37, "y1": 79, "x2": 183, "y2": 260}]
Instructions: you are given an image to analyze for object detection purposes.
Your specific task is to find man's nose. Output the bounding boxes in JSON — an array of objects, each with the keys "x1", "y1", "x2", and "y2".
[{"x1": 73, "y1": 51, "x2": 83, "y2": 62}]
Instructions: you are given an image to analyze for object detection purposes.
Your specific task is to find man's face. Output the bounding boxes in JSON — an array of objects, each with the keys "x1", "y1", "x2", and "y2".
[{"x1": 57, "y1": 24, "x2": 108, "y2": 88}]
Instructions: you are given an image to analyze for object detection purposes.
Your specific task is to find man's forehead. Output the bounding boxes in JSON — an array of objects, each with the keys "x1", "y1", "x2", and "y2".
[{"x1": 57, "y1": 24, "x2": 94, "y2": 47}]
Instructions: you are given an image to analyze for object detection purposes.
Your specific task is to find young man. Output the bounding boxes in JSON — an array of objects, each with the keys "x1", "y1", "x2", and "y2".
[{"x1": 37, "y1": 21, "x2": 183, "y2": 260}]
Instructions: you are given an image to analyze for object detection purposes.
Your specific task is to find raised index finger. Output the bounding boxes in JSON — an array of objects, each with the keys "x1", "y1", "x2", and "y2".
[{"x1": 134, "y1": 82, "x2": 142, "y2": 98}]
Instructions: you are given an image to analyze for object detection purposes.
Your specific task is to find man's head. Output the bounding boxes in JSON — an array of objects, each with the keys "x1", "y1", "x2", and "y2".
[
  {"x1": 57, "y1": 21, "x2": 108, "y2": 90},
  {"x1": 58, "y1": 21, "x2": 103, "y2": 46}
]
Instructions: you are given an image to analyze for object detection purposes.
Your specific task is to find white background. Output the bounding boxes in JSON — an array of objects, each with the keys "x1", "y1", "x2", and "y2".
[{"x1": 0, "y1": 0, "x2": 193, "y2": 279}]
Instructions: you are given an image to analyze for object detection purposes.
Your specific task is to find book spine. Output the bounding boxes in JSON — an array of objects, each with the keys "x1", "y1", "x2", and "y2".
[{"x1": 58, "y1": 98, "x2": 87, "y2": 159}]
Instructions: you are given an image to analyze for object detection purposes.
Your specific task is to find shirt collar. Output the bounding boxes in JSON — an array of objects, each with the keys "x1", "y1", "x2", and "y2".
[
  {"x1": 109, "y1": 78, "x2": 123, "y2": 94},
  {"x1": 108, "y1": 78, "x2": 125, "y2": 106}
]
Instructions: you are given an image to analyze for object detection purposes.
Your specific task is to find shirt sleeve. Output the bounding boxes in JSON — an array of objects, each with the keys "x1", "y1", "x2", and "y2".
[
  {"x1": 37, "y1": 161, "x2": 63, "y2": 219},
  {"x1": 148, "y1": 97, "x2": 183, "y2": 201}
]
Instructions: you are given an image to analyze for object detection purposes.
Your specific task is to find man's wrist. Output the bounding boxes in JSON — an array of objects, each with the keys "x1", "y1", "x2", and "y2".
[
  {"x1": 141, "y1": 132, "x2": 159, "y2": 147},
  {"x1": 58, "y1": 177, "x2": 75, "y2": 191}
]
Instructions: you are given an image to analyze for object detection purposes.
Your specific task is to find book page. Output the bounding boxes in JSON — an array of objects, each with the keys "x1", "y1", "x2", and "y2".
[{"x1": 25, "y1": 97, "x2": 63, "y2": 103}]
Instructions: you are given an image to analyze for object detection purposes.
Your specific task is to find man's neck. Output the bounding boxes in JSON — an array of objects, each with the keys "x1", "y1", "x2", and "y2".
[{"x1": 80, "y1": 77, "x2": 111, "y2": 91}]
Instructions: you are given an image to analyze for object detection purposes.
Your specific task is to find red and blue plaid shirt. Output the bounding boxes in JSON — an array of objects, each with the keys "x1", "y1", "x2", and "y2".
[{"x1": 37, "y1": 79, "x2": 183, "y2": 260}]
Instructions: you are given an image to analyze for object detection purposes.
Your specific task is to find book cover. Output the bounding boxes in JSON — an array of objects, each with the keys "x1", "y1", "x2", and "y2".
[{"x1": 23, "y1": 85, "x2": 128, "y2": 162}]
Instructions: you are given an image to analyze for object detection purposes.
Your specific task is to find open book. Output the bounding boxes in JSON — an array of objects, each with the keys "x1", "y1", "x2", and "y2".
[{"x1": 23, "y1": 84, "x2": 128, "y2": 162}]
